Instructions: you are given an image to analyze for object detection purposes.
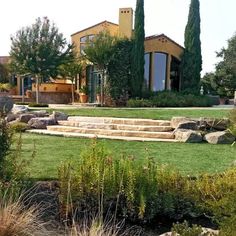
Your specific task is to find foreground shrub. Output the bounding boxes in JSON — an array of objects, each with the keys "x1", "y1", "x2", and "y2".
[
  {"x1": 0, "y1": 117, "x2": 13, "y2": 179},
  {"x1": 9, "y1": 122, "x2": 29, "y2": 133},
  {"x1": 28, "y1": 103, "x2": 48, "y2": 107},
  {"x1": 0, "y1": 190, "x2": 48, "y2": 236},
  {"x1": 127, "y1": 91, "x2": 213, "y2": 107},
  {"x1": 228, "y1": 108, "x2": 236, "y2": 136},
  {"x1": 58, "y1": 141, "x2": 197, "y2": 223},
  {"x1": 58, "y1": 140, "x2": 236, "y2": 232}
]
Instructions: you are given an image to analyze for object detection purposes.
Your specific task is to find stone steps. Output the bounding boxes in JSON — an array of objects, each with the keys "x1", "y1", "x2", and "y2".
[
  {"x1": 47, "y1": 125, "x2": 175, "y2": 139},
  {"x1": 28, "y1": 116, "x2": 176, "y2": 142},
  {"x1": 58, "y1": 120, "x2": 173, "y2": 132},
  {"x1": 67, "y1": 116, "x2": 171, "y2": 126},
  {"x1": 27, "y1": 129, "x2": 178, "y2": 142}
]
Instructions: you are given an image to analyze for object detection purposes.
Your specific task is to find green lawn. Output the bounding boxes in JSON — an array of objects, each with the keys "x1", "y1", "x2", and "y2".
[
  {"x1": 51, "y1": 108, "x2": 231, "y2": 120},
  {"x1": 20, "y1": 133, "x2": 236, "y2": 180}
]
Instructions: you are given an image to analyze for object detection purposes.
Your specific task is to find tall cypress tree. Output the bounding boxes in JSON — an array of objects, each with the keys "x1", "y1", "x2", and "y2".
[
  {"x1": 131, "y1": 0, "x2": 145, "y2": 98},
  {"x1": 181, "y1": 0, "x2": 202, "y2": 93}
]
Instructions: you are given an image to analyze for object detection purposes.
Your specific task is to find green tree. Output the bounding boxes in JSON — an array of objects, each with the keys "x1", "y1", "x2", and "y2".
[
  {"x1": 10, "y1": 17, "x2": 73, "y2": 103},
  {"x1": 107, "y1": 39, "x2": 133, "y2": 105},
  {"x1": 201, "y1": 33, "x2": 236, "y2": 97},
  {"x1": 214, "y1": 33, "x2": 236, "y2": 96},
  {"x1": 59, "y1": 58, "x2": 82, "y2": 103},
  {"x1": 131, "y1": 0, "x2": 145, "y2": 98},
  {"x1": 0, "y1": 63, "x2": 10, "y2": 83},
  {"x1": 84, "y1": 31, "x2": 117, "y2": 105},
  {"x1": 181, "y1": 0, "x2": 202, "y2": 93}
]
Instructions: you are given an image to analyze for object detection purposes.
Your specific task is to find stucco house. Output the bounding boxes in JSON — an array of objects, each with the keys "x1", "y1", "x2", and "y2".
[{"x1": 71, "y1": 7, "x2": 184, "y2": 103}]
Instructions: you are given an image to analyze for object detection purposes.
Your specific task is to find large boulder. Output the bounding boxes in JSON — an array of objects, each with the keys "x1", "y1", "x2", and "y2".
[
  {"x1": 171, "y1": 117, "x2": 192, "y2": 129},
  {"x1": 202, "y1": 118, "x2": 230, "y2": 131},
  {"x1": 176, "y1": 121, "x2": 198, "y2": 130},
  {"x1": 204, "y1": 131, "x2": 235, "y2": 144},
  {"x1": 31, "y1": 110, "x2": 49, "y2": 117},
  {"x1": 175, "y1": 129, "x2": 203, "y2": 143},
  {"x1": 18, "y1": 113, "x2": 36, "y2": 123},
  {"x1": 11, "y1": 105, "x2": 28, "y2": 114},
  {"x1": 49, "y1": 111, "x2": 68, "y2": 121},
  {"x1": 28, "y1": 117, "x2": 57, "y2": 129},
  {"x1": 5, "y1": 113, "x2": 19, "y2": 122},
  {"x1": 0, "y1": 96, "x2": 14, "y2": 114}
]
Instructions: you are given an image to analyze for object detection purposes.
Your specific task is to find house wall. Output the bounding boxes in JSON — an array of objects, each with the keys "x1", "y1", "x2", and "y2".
[
  {"x1": 32, "y1": 83, "x2": 74, "y2": 93},
  {"x1": 71, "y1": 22, "x2": 119, "y2": 56},
  {"x1": 145, "y1": 36, "x2": 184, "y2": 90},
  {"x1": 31, "y1": 92, "x2": 72, "y2": 104}
]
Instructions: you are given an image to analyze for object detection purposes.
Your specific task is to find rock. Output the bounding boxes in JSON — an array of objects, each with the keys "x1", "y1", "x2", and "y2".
[
  {"x1": 31, "y1": 110, "x2": 49, "y2": 117},
  {"x1": 204, "y1": 131, "x2": 235, "y2": 144},
  {"x1": 28, "y1": 117, "x2": 57, "y2": 129},
  {"x1": 171, "y1": 117, "x2": 192, "y2": 129},
  {"x1": 49, "y1": 111, "x2": 68, "y2": 121},
  {"x1": 176, "y1": 121, "x2": 198, "y2": 130},
  {"x1": 0, "y1": 96, "x2": 14, "y2": 114},
  {"x1": 204, "y1": 118, "x2": 230, "y2": 131},
  {"x1": 159, "y1": 228, "x2": 219, "y2": 236},
  {"x1": 18, "y1": 113, "x2": 36, "y2": 123},
  {"x1": 175, "y1": 129, "x2": 203, "y2": 143},
  {"x1": 5, "y1": 113, "x2": 19, "y2": 122},
  {"x1": 202, "y1": 227, "x2": 219, "y2": 235},
  {"x1": 11, "y1": 105, "x2": 28, "y2": 114}
]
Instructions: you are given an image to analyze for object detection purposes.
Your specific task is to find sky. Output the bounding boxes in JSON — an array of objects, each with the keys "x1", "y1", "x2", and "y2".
[{"x1": 0, "y1": 0, "x2": 235, "y2": 75}]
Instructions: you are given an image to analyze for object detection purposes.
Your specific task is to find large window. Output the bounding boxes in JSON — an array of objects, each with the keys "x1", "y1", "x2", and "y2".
[
  {"x1": 153, "y1": 52, "x2": 167, "y2": 91},
  {"x1": 144, "y1": 53, "x2": 150, "y2": 89}
]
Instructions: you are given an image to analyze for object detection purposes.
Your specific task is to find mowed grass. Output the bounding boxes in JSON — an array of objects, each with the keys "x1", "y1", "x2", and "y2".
[
  {"x1": 54, "y1": 108, "x2": 230, "y2": 120},
  {"x1": 20, "y1": 133, "x2": 236, "y2": 180}
]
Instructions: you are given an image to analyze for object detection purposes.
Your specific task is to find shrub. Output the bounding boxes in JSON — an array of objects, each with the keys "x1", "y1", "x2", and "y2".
[
  {"x1": 28, "y1": 103, "x2": 48, "y2": 107},
  {"x1": 0, "y1": 189, "x2": 50, "y2": 236},
  {"x1": 58, "y1": 141, "x2": 197, "y2": 223},
  {"x1": 9, "y1": 122, "x2": 29, "y2": 133},
  {"x1": 58, "y1": 140, "x2": 236, "y2": 233},
  {"x1": 171, "y1": 221, "x2": 204, "y2": 236},
  {"x1": 1, "y1": 115, "x2": 35, "y2": 182},
  {"x1": 0, "y1": 118, "x2": 12, "y2": 171},
  {"x1": 15, "y1": 102, "x2": 30, "y2": 105},
  {"x1": 228, "y1": 108, "x2": 236, "y2": 136},
  {"x1": 127, "y1": 91, "x2": 213, "y2": 107},
  {"x1": 0, "y1": 83, "x2": 12, "y2": 92}
]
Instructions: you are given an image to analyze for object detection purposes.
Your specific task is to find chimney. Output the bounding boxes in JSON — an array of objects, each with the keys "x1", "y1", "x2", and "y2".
[{"x1": 119, "y1": 8, "x2": 133, "y2": 38}]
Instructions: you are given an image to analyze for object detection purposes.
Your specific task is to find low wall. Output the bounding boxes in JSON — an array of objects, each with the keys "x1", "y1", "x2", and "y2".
[
  {"x1": 32, "y1": 83, "x2": 73, "y2": 93},
  {"x1": 32, "y1": 92, "x2": 72, "y2": 104}
]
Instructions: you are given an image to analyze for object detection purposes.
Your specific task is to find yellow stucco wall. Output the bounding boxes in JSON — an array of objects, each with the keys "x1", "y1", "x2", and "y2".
[
  {"x1": 145, "y1": 35, "x2": 184, "y2": 90},
  {"x1": 119, "y1": 8, "x2": 133, "y2": 38},
  {"x1": 145, "y1": 35, "x2": 183, "y2": 60},
  {"x1": 71, "y1": 21, "x2": 119, "y2": 56},
  {"x1": 32, "y1": 83, "x2": 73, "y2": 93}
]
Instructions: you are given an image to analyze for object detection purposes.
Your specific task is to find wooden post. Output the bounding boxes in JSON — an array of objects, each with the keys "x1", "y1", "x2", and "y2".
[
  {"x1": 21, "y1": 76, "x2": 25, "y2": 103},
  {"x1": 36, "y1": 75, "x2": 39, "y2": 104}
]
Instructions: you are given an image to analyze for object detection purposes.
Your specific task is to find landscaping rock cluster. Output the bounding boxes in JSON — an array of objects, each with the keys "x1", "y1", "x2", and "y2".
[
  {"x1": 6, "y1": 105, "x2": 68, "y2": 130},
  {"x1": 171, "y1": 117, "x2": 235, "y2": 144}
]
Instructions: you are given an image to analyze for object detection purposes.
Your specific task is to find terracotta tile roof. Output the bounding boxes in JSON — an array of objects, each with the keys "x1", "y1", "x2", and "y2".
[
  {"x1": 145, "y1": 34, "x2": 184, "y2": 49},
  {"x1": 71, "y1": 21, "x2": 118, "y2": 36}
]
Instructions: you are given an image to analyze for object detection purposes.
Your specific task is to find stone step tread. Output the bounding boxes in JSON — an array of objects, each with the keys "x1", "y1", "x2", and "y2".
[
  {"x1": 67, "y1": 116, "x2": 171, "y2": 126},
  {"x1": 27, "y1": 129, "x2": 178, "y2": 142},
  {"x1": 47, "y1": 126, "x2": 175, "y2": 139},
  {"x1": 58, "y1": 121, "x2": 173, "y2": 132}
]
